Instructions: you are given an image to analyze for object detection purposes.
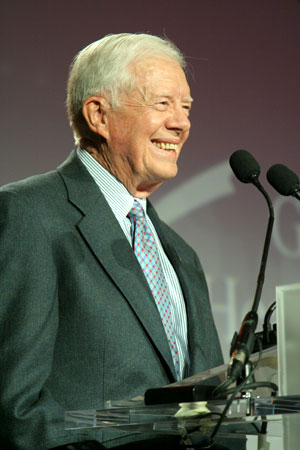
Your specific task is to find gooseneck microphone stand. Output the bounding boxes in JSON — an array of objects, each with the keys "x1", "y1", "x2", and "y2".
[{"x1": 214, "y1": 151, "x2": 274, "y2": 396}]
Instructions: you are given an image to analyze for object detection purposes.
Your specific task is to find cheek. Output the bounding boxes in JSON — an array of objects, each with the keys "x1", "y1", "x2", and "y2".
[
  {"x1": 148, "y1": 116, "x2": 165, "y2": 134},
  {"x1": 108, "y1": 125, "x2": 132, "y2": 154},
  {"x1": 108, "y1": 114, "x2": 135, "y2": 146},
  {"x1": 139, "y1": 111, "x2": 165, "y2": 135}
]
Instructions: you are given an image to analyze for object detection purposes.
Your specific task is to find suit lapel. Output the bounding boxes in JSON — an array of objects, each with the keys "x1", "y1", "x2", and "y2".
[{"x1": 57, "y1": 152, "x2": 176, "y2": 378}]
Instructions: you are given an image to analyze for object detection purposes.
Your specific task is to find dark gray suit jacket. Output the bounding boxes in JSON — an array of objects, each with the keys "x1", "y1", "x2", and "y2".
[{"x1": 0, "y1": 151, "x2": 224, "y2": 449}]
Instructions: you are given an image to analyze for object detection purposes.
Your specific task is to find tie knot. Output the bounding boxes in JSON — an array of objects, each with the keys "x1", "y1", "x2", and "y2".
[{"x1": 128, "y1": 200, "x2": 145, "y2": 221}]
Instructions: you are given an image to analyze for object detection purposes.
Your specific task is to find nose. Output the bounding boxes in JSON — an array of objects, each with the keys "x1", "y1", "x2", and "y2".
[{"x1": 165, "y1": 104, "x2": 191, "y2": 134}]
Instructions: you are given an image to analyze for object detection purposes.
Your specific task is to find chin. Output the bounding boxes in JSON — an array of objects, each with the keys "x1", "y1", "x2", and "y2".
[
  {"x1": 143, "y1": 163, "x2": 179, "y2": 188},
  {"x1": 162, "y1": 164, "x2": 178, "y2": 179}
]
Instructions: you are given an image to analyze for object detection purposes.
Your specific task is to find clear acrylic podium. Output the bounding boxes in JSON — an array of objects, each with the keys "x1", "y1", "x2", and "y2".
[{"x1": 65, "y1": 284, "x2": 300, "y2": 448}]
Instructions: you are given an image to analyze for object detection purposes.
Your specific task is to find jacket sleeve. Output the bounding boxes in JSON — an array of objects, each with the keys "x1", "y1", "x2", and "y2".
[
  {"x1": 0, "y1": 190, "x2": 88, "y2": 450},
  {"x1": 50, "y1": 441, "x2": 105, "y2": 450}
]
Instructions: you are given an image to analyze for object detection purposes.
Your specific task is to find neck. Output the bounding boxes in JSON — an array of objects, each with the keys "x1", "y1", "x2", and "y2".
[{"x1": 85, "y1": 146, "x2": 163, "y2": 199}]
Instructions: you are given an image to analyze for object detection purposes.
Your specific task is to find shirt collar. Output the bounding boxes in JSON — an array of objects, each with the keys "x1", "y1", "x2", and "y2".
[{"x1": 77, "y1": 149, "x2": 147, "y2": 220}]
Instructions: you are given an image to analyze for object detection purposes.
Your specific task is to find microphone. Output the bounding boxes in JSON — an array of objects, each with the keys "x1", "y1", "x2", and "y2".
[
  {"x1": 267, "y1": 163, "x2": 300, "y2": 201},
  {"x1": 215, "y1": 150, "x2": 274, "y2": 392},
  {"x1": 229, "y1": 149, "x2": 261, "y2": 184}
]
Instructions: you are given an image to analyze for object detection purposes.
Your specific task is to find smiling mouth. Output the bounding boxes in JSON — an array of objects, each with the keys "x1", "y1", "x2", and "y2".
[{"x1": 151, "y1": 141, "x2": 178, "y2": 151}]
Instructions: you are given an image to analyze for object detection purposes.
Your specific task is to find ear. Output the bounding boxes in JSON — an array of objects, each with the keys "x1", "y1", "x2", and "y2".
[{"x1": 82, "y1": 96, "x2": 110, "y2": 140}]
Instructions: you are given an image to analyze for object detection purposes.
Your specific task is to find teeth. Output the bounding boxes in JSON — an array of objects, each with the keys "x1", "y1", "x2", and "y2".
[{"x1": 152, "y1": 142, "x2": 178, "y2": 150}]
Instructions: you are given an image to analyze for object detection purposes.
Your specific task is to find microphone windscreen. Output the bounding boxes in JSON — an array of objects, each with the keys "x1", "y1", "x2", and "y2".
[
  {"x1": 267, "y1": 164, "x2": 300, "y2": 196},
  {"x1": 229, "y1": 149, "x2": 261, "y2": 183}
]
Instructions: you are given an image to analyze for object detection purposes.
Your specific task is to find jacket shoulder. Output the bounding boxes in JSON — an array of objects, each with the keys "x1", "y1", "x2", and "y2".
[{"x1": 0, "y1": 169, "x2": 62, "y2": 199}]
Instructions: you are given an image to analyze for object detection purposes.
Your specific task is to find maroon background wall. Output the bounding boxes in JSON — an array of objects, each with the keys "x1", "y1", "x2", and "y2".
[{"x1": 1, "y1": 0, "x2": 300, "y2": 356}]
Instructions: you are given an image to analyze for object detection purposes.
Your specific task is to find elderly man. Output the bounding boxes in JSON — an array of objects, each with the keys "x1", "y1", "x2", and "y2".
[{"x1": 0, "y1": 34, "x2": 244, "y2": 450}]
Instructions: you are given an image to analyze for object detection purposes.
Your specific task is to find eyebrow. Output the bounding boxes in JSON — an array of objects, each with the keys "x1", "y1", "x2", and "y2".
[
  {"x1": 183, "y1": 97, "x2": 193, "y2": 103},
  {"x1": 154, "y1": 94, "x2": 194, "y2": 103}
]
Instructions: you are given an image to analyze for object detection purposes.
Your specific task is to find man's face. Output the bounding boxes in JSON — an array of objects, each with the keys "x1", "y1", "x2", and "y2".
[{"x1": 98, "y1": 57, "x2": 192, "y2": 197}]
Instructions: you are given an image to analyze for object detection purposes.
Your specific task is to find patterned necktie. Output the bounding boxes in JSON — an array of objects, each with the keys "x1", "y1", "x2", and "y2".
[{"x1": 127, "y1": 199, "x2": 180, "y2": 379}]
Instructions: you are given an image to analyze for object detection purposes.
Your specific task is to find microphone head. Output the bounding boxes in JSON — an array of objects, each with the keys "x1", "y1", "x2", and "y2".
[
  {"x1": 229, "y1": 149, "x2": 261, "y2": 183},
  {"x1": 267, "y1": 164, "x2": 300, "y2": 196}
]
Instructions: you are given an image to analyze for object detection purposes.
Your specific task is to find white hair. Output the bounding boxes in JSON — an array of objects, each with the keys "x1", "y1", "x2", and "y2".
[{"x1": 67, "y1": 33, "x2": 186, "y2": 148}]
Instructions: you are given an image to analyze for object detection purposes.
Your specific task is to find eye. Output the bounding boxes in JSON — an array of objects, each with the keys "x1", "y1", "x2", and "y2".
[
  {"x1": 181, "y1": 105, "x2": 191, "y2": 116},
  {"x1": 155, "y1": 100, "x2": 170, "y2": 111}
]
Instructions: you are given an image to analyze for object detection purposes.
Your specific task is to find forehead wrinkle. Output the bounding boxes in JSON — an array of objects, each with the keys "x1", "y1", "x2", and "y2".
[
  {"x1": 134, "y1": 60, "x2": 184, "y2": 89},
  {"x1": 123, "y1": 58, "x2": 191, "y2": 107}
]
